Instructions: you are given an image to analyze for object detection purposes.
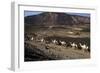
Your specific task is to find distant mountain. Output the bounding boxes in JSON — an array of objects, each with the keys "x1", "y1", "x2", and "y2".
[{"x1": 24, "y1": 12, "x2": 90, "y2": 26}]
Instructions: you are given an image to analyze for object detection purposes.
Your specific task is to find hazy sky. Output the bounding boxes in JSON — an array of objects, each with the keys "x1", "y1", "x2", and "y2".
[
  {"x1": 24, "y1": 11, "x2": 90, "y2": 17},
  {"x1": 67, "y1": 13, "x2": 90, "y2": 17},
  {"x1": 24, "y1": 11, "x2": 43, "y2": 17}
]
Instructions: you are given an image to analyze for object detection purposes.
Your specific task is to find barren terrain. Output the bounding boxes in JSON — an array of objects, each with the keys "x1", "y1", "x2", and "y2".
[{"x1": 24, "y1": 25, "x2": 90, "y2": 61}]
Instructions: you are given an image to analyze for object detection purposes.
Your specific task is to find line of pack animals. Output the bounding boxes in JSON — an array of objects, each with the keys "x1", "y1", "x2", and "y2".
[{"x1": 25, "y1": 36, "x2": 90, "y2": 52}]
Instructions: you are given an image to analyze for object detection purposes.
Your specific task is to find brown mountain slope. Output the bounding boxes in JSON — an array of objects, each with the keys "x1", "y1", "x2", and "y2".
[{"x1": 24, "y1": 12, "x2": 90, "y2": 26}]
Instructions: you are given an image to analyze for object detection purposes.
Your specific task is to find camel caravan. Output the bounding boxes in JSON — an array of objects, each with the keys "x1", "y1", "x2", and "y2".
[{"x1": 25, "y1": 33, "x2": 90, "y2": 53}]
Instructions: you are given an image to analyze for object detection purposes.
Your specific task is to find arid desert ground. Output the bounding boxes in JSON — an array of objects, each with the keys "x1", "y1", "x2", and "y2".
[{"x1": 24, "y1": 12, "x2": 90, "y2": 61}]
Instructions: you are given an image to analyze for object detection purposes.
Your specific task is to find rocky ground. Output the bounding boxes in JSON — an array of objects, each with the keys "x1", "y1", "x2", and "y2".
[
  {"x1": 24, "y1": 25, "x2": 90, "y2": 62},
  {"x1": 25, "y1": 40, "x2": 90, "y2": 61}
]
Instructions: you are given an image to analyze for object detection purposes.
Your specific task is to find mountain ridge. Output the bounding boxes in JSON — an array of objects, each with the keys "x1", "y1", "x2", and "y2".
[{"x1": 24, "y1": 12, "x2": 90, "y2": 26}]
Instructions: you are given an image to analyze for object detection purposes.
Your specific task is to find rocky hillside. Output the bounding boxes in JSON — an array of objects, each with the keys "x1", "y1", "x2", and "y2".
[{"x1": 24, "y1": 12, "x2": 90, "y2": 26}]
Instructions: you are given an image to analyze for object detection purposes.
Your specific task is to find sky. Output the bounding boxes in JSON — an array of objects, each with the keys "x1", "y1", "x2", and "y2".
[
  {"x1": 67, "y1": 13, "x2": 90, "y2": 17},
  {"x1": 24, "y1": 11, "x2": 90, "y2": 17},
  {"x1": 24, "y1": 11, "x2": 43, "y2": 17}
]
